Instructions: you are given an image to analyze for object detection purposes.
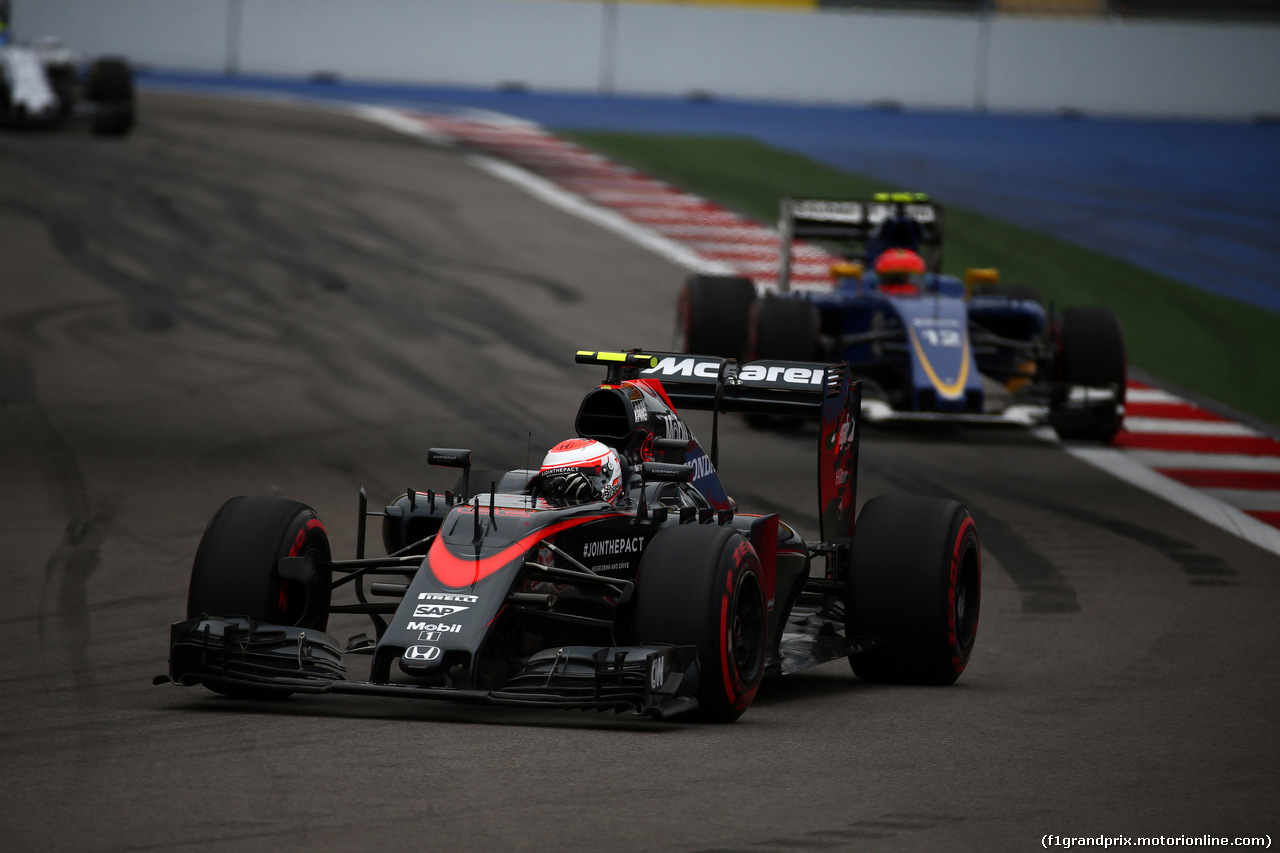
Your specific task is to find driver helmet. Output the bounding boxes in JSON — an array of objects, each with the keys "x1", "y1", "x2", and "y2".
[
  {"x1": 536, "y1": 438, "x2": 624, "y2": 504},
  {"x1": 874, "y1": 248, "x2": 926, "y2": 294}
]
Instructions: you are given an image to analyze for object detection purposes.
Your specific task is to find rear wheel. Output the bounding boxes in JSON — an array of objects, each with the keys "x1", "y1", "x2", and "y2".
[
  {"x1": 847, "y1": 496, "x2": 980, "y2": 685},
  {"x1": 1050, "y1": 306, "x2": 1126, "y2": 442},
  {"x1": 750, "y1": 294, "x2": 821, "y2": 362},
  {"x1": 187, "y1": 496, "x2": 332, "y2": 698},
  {"x1": 84, "y1": 57, "x2": 135, "y2": 135},
  {"x1": 746, "y1": 295, "x2": 821, "y2": 429},
  {"x1": 633, "y1": 525, "x2": 766, "y2": 722},
  {"x1": 677, "y1": 274, "x2": 756, "y2": 360}
]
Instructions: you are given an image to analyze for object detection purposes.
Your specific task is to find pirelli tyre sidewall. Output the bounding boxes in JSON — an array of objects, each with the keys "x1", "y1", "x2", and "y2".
[
  {"x1": 848, "y1": 495, "x2": 980, "y2": 685},
  {"x1": 633, "y1": 525, "x2": 766, "y2": 723},
  {"x1": 187, "y1": 496, "x2": 332, "y2": 632},
  {"x1": 678, "y1": 274, "x2": 755, "y2": 361}
]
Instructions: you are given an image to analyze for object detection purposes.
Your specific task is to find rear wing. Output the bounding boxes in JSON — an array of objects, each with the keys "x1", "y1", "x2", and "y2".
[
  {"x1": 777, "y1": 195, "x2": 945, "y2": 291},
  {"x1": 639, "y1": 352, "x2": 843, "y2": 417},
  {"x1": 631, "y1": 352, "x2": 862, "y2": 544},
  {"x1": 575, "y1": 350, "x2": 861, "y2": 541}
]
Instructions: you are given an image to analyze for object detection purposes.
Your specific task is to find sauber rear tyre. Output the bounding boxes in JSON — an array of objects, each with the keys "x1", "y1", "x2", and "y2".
[
  {"x1": 633, "y1": 525, "x2": 766, "y2": 723},
  {"x1": 750, "y1": 294, "x2": 821, "y2": 362},
  {"x1": 745, "y1": 294, "x2": 821, "y2": 429},
  {"x1": 188, "y1": 497, "x2": 333, "y2": 698},
  {"x1": 678, "y1": 274, "x2": 755, "y2": 360},
  {"x1": 847, "y1": 496, "x2": 980, "y2": 685},
  {"x1": 1050, "y1": 306, "x2": 1126, "y2": 442}
]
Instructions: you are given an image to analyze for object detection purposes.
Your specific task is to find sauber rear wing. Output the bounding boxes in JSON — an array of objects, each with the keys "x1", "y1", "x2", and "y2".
[
  {"x1": 583, "y1": 351, "x2": 861, "y2": 545},
  {"x1": 777, "y1": 195, "x2": 944, "y2": 291}
]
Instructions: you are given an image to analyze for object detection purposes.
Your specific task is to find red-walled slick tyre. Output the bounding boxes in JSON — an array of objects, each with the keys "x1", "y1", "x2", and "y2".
[
  {"x1": 847, "y1": 495, "x2": 981, "y2": 685},
  {"x1": 187, "y1": 496, "x2": 333, "y2": 698},
  {"x1": 633, "y1": 525, "x2": 766, "y2": 722}
]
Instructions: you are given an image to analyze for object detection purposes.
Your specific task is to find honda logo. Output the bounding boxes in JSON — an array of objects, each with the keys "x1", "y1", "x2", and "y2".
[{"x1": 403, "y1": 645, "x2": 442, "y2": 662}]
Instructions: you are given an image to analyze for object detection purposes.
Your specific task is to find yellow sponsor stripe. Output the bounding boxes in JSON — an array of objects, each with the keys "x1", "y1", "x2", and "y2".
[{"x1": 906, "y1": 327, "x2": 971, "y2": 400}]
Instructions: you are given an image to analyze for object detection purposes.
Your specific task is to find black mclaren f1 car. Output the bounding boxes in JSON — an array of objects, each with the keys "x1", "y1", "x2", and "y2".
[{"x1": 157, "y1": 351, "x2": 981, "y2": 723}]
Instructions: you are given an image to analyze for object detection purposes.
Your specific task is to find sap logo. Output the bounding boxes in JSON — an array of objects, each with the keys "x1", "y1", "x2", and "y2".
[
  {"x1": 417, "y1": 592, "x2": 479, "y2": 603},
  {"x1": 414, "y1": 604, "x2": 468, "y2": 618},
  {"x1": 644, "y1": 356, "x2": 721, "y2": 379},
  {"x1": 403, "y1": 645, "x2": 442, "y2": 662},
  {"x1": 738, "y1": 364, "x2": 825, "y2": 386},
  {"x1": 406, "y1": 622, "x2": 463, "y2": 632}
]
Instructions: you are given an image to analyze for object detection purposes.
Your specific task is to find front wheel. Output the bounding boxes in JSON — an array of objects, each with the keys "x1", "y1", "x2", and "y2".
[
  {"x1": 632, "y1": 525, "x2": 766, "y2": 722},
  {"x1": 1049, "y1": 306, "x2": 1126, "y2": 442},
  {"x1": 847, "y1": 496, "x2": 980, "y2": 685},
  {"x1": 187, "y1": 496, "x2": 333, "y2": 698},
  {"x1": 85, "y1": 57, "x2": 135, "y2": 135}
]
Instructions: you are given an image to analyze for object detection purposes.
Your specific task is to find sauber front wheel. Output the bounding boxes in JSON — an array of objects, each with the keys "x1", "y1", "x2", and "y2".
[
  {"x1": 1049, "y1": 306, "x2": 1126, "y2": 442},
  {"x1": 633, "y1": 525, "x2": 766, "y2": 722},
  {"x1": 847, "y1": 496, "x2": 980, "y2": 685}
]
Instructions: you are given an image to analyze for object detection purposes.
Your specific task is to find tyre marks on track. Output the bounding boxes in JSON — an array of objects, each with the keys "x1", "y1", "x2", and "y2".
[
  {"x1": 0, "y1": 335, "x2": 113, "y2": 661},
  {"x1": 862, "y1": 453, "x2": 1081, "y2": 613},
  {"x1": 692, "y1": 812, "x2": 963, "y2": 851},
  {"x1": 377, "y1": 108, "x2": 1280, "y2": 556}
]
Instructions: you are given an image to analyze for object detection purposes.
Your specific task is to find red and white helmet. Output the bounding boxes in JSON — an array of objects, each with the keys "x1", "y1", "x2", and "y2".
[{"x1": 538, "y1": 438, "x2": 624, "y2": 504}]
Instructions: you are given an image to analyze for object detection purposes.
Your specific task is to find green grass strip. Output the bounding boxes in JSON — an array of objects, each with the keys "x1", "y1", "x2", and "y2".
[{"x1": 562, "y1": 131, "x2": 1280, "y2": 429}]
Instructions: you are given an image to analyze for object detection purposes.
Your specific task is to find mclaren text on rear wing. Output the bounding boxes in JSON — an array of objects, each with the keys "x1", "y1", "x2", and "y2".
[{"x1": 639, "y1": 352, "x2": 842, "y2": 417}]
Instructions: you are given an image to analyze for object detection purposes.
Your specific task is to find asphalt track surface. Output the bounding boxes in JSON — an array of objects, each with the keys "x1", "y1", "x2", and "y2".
[
  {"x1": 143, "y1": 72, "x2": 1280, "y2": 315},
  {"x1": 1, "y1": 93, "x2": 1278, "y2": 851}
]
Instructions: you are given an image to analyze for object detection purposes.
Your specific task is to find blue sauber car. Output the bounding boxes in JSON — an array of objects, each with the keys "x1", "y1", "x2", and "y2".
[{"x1": 678, "y1": 194, "x2": 1125, "y2": 441}]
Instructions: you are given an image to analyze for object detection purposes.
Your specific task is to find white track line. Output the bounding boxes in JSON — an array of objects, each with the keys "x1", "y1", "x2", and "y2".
[
  {"x1": 1121, "y1": 418, "x2": 1260, "y2": 437},
  {"x1": 470, "y1": 156, "x2": 735, "y2": 277},
  {"x1": 1125, "y1": 451, "x2": 1280, "y2": 472},
  {"x1": 1066, "y1": 447, "x2": 1280, "y2": 557}
]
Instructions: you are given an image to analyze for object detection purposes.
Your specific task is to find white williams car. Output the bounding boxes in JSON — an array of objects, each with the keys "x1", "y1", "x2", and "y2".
[{"x1": 0, "y1": 37, "x2": 134, "y2": 135}]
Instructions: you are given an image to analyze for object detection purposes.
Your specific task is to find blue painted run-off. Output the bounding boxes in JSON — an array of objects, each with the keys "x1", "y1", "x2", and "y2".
[{"x1": 141, "y1": 72, "x2": 1280, "y2": 316}]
